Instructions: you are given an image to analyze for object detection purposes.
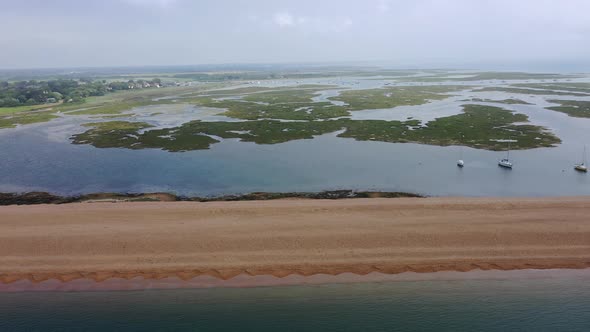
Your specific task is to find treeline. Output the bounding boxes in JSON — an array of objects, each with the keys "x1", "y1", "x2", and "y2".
[{"x1": 0, "y1": 78, "x2": 162, "y2": 107}]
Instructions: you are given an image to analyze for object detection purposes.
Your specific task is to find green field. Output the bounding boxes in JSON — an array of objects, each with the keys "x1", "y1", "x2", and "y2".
[
  {"x1": 0, "y1": 110, "x2": 60, "y2": 129},
  {"x1": 0, "y1": 103, "x2": 61, "y2": 115}
]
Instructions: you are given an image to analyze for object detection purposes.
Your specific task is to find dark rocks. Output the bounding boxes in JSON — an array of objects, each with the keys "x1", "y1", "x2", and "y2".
[{"x1": 0, "y1": 190, "x2": 423, "y2": 205}]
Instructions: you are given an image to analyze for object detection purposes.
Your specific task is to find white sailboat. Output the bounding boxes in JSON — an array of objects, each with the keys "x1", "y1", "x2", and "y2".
[
  {"x1": 575, "y1": 146, "x2": 588, "y2": 173},
  {"x1": 457, "y1": 134, "x2": 465, "y2": 168},
  {"x1": 498, "y1": 141, "x2": 513, "y2": 169}
]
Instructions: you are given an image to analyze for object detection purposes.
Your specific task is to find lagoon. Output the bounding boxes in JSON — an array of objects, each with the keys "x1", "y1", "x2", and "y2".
[{"x1": 2, "y1": 74, "x2": 590, "y2": 197}]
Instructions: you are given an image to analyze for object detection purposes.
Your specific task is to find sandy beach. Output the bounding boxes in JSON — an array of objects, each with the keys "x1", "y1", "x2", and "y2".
[{"x1": 1, "y1": 197, "x2": 590, "y2": 287}]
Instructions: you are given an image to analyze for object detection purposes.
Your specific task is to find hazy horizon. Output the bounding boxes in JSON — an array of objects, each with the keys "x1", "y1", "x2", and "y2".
[{"x1": 1, "y1": 0, "x2": 590, "y2": 71}]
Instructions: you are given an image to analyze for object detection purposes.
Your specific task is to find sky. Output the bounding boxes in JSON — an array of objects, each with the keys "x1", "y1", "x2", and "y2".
[{"x1": 1, "y1": 0, "x2": 590, "y2": 70}]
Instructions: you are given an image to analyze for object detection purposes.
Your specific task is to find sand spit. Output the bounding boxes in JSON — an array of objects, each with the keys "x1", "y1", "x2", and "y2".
[{"x1": 1, "y1": 197, "x2": 590, "y2": 288}]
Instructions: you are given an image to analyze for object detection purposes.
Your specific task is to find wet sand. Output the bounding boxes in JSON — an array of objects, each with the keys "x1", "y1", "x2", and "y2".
[{"x1": 1, "y1": 197, "x2": 590, "y2": 289}]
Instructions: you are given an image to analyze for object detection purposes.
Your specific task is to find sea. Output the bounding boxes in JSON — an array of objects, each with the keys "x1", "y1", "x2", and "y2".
[{"x1": 2, "y1": 276, "x2": 590, "y2": 331}]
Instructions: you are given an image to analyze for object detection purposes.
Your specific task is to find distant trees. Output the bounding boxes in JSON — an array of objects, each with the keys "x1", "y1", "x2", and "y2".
[{"x1": 0, "y1": 78, "x2": 164, "y2": 107}]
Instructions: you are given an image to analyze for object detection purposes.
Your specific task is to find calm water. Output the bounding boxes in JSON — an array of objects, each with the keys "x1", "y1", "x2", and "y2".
[
  {"x1": 2, "y1": 77, "x2": 590, "y2": 197},
  {"x1": 2, "y1": 278, "x2": 590, "y2": 331}
]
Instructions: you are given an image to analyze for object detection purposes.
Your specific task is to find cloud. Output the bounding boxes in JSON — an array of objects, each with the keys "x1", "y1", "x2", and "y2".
[
  {"x1": 376, "y1": 0, "x2": 390, "y2": 13},
  {"x1": 2, "y1": 0, "x2": 590, "y2": 69},
  {"x1": 271, "y1": 11, "x2": 351, "y2": 32},
  {"x1": 273, "y1": 12, "x2": 296, "y2": 27},
  {"x1": 123, "y1": 0, "x2": 177, "y2": 8}
]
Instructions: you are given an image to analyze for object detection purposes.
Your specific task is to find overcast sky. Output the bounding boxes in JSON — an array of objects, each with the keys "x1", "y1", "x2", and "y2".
[{"x1": 1, "y1": 0, "x2": 590, "y2": 70}]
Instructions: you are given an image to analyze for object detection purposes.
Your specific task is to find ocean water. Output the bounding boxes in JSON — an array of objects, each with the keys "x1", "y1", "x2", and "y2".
[{"x1": 2, "y1": 277, "x2": 590, "y2": 331}]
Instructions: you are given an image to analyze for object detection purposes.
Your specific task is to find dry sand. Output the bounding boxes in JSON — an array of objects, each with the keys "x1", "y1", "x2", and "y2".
[{"x1": 1, "y1": 197, "x2": 590, "y2": 286}]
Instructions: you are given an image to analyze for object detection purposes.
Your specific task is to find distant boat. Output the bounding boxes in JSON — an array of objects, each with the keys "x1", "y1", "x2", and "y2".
[
  {"x1": 498, "y1": 141, "x2": 513, "y2": 169},
  {"x1": 457, "y1": 135, "x2": 465, "y2": 168},
  {"x1": 498, "y1": 158, "x2": 513, "y2": 169},
  {"x1": 575, "y1": 146, "x2": 588, "y2": 173}
]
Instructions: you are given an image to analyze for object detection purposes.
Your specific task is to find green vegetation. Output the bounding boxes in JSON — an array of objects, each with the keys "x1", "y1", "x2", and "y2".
[
  {"x1": 73, "y1": 120, "x2": 343, "y2": 151},
  {"x1": 0, "y1": 79, "x2": 97, "y2": 107},
  {"x1": 396, "y1": 72, "x2": 577, "y2": 83},
  {"x1": 185, "y1": 85, "x2": 471, "y2": 121},
  {"x1": 513, "y1": 83, "x2": 590, "y2": 94},
  {"x1": 191, "y1": 84, "x2": 335, "y2": 96},
  {"x1": 240, "y1": 86, "x2": 333, "y2": 103},
  {"x1": 54, "y1": 84, "x2": 225, "y2": 115},
  {"x1": 460, "y1": 72, "x2": 575, "y2": 81},
  {"x1": 189, "y1": 86, "x2": 349, "y2": 120},
  {"x1": 546, "y1": 100, "x2": 590, "y2": 118},
  {"x1": 0, "y1": 78, "x2": 165, "y2": 109},
  {"x1": 0, "y1": 75, "x2": 567, "y2": 153},
  {"x1": 71, "y1": 105, "x2": 560, "y2": 152},
  {"x1": 328, "y1": 85, "x2": 469, "y2": 110},
  {"x1": 75, "y1": 120, "x2": 219, "y2": 151},
  {"x1": 0, "y1": 110, "x2": 60, "y2": 129},
  {"x1": 461, "y1": 98, "x2": 532, "y2": 105},
  {"x1": 337, "y1": 105, "x2": 559, "y2": 150},
  {"x1": 475, "y1": 87, "x2": 589, "y2": 96},
  {"x1": 0, "y1": 82, "x2": 228, "y2": 128},
  {"x1": 66, "y1": 100, "x2": 173, "y2": 116},
  {"x1": 0, "y1": 103, "x2": 59, "y2": 115},
  {"x1": 170, "y1": 70, "x2": 420, "y2": 82},
  {"x1": 197, "y1": 99, "x2": 350, "y2": 121}
]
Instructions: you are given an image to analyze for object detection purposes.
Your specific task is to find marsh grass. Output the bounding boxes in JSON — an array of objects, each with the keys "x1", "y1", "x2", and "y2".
[
  {"x1": 547, "y1": 100, "x2": 590, "y2": 118},
  {"x1": 72, "y1": 105, "x2": 560, "y2": 152}
]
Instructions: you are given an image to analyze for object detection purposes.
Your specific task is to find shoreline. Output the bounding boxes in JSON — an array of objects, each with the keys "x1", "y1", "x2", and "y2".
[
  {"x1": 3, "y1": 268, "x2": 590, "y2": 293},
  {"x1": 1, "y1": 197, "x2": 590, "y2": 291},
  {"x1": 0, "y1": 190, "x2": 422, "y2": 205}
]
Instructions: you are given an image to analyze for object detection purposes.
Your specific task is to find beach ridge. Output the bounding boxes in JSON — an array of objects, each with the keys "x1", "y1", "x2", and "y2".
[
  {"x1": 1, "y1": 197, "x2": 589, "y2": 285},
  {"x1": 2, "y1": 261, "x2": 590, "y2": 284}
]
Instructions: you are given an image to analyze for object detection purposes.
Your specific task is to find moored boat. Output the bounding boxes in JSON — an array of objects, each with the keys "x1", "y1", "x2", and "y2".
[
  {"x1": 498, "y1": 158, "x2": 513, "y2": 168},
  {"x1": 498, "y1": 141, "x2": 513, "y2": 169},
  {"x1": 574, "y1": 146, "x2": 588, "y2": 173}
]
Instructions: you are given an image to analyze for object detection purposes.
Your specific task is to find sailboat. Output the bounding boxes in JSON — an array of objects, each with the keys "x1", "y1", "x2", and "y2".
[
  {"x1": 457, "y1": 134, "x2": 465, "y2": 168},
  {"x1": 574, "y1": 146, "x2": 588, "y2": 173},
  {"x1": 498, "y1": 140, "x2": 513, "y2": 169}
]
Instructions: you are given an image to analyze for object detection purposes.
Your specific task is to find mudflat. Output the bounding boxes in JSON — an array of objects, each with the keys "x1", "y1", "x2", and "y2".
[{"x1": 1, "y1": 197, "x2": 589, "y2": 283}]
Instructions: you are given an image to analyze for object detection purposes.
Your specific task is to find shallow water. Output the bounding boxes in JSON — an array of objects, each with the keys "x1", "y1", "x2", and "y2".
[
  {"x1": 1, "y1": 76, "x2": 590, "y2": 197},
  {"x1": 2, "y1": 277, "x2": 590, "y2": 331}
]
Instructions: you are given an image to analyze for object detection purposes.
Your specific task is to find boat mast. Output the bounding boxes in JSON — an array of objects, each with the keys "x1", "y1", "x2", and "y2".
[{"x1": 459, "y1": 133, "x2": 463, "y2": 160}]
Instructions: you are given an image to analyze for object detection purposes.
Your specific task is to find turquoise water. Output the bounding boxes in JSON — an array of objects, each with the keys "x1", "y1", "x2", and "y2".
[{"x1": 2, "y1": 278, "x2": 590, "y2": 331}]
